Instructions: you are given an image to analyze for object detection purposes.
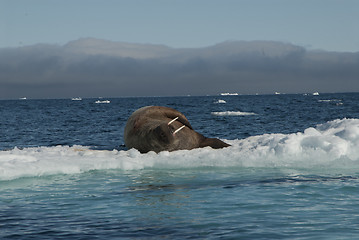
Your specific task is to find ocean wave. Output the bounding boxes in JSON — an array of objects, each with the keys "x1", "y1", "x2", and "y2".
[
  {"x1": 318, "y1": 99, "x2": 342, "y2": 102},
  {"x1": 1, "y1": 118, "x2": 359, "y2": 180},
  {"x1": 211, "y1": 111, "x2": 257, "y2": 116},
  {"x1": 318, "y1": 99, "x2": 343, "y2": 105}
]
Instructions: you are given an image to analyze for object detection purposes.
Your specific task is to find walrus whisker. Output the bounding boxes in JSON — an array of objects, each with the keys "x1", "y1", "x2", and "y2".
[
  {"x1": 168, "y1": 117, "x2": 179, "y2": 125},
  {"x1": 173, "y1": 125, "x2": 185, "y2": 135}
]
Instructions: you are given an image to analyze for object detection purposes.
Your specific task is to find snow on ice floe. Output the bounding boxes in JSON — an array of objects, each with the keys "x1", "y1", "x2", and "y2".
[
  {"x1": 211, "y1": 111, "x2": 257, "y2": 116},
  {"x1": 1, "y1": 118, "x2": 359, "y2": 180}
]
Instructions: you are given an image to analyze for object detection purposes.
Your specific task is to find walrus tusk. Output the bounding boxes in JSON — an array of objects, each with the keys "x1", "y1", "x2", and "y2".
[
  {"x1": 168, "y1": 117, "x2": 179, "y2": 125},
  {"x1": 173, "y1": 125, "x2": 185, "y2": 135}
]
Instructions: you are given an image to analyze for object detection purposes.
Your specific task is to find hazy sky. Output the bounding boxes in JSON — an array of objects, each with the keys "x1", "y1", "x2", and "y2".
[{"x1": 1, "y1": 0, "x2": 358, "y2": 52}]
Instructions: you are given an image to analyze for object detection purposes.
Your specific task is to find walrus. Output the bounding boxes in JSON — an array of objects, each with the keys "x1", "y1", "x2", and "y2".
[{"x1": 124, "y1": 106, "x2": 230, "y2": 153}]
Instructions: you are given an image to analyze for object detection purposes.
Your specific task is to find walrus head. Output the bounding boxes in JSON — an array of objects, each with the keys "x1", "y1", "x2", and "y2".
[
  {"x1": 151, "y1": 118, "x2": 187, "y2": 150},
  {"x1": 153, "y1": 123, "x2": 174, "y2": 145}
]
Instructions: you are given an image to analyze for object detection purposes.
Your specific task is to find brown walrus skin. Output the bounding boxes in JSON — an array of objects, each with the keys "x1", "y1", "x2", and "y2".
[{"x1": 124, "y1": 106, "x2": 230, "y2": 153}]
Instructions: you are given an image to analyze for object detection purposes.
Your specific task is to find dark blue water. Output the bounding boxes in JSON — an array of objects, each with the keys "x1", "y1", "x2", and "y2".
[
  {"x1": 1, "y1": 93, "x2": 357, "y2": 150},
  {"x1": 1, "y1": 93, "x2": 359, "y2": 239}
]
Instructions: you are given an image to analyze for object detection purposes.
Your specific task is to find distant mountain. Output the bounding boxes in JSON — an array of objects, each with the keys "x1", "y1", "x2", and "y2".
[{"x1": 61, "y1": 38, "x2": 306, "y2": 60}]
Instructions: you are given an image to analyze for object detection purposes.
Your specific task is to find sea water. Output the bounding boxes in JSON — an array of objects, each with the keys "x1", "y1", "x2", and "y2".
[{"x1": 1, "y1": 93, "x2": 359, "y2": 239}]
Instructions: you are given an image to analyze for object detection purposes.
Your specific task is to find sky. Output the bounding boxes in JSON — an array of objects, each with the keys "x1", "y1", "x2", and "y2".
[{"x1": 1, "y1": 0, "x2": 359, "y2": 52}]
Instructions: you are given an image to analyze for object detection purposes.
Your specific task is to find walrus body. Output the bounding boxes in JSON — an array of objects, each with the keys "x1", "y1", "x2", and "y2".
[{"x1": 124, "y1": 106, "x2": 230, "y2": 153}]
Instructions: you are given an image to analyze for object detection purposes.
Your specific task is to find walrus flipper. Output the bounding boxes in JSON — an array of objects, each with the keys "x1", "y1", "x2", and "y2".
[
  {"x1": 163, "y1": 109, "x2": 193, "y2": 130},
  {"x1": 176, "y1": 116, "x2": 193, "y2": 130},
  {"x1": 199, "y1": 137, "x2": 231, "y2": 149}
]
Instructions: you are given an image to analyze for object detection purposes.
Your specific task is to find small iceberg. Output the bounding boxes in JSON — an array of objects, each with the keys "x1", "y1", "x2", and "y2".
[
  {"x1": 19, "y1": 97, "x2": 27, "y2": 100},
  {"x1": 214, "y1": 99, "x2": 226, "y2": 104},
  {"x1": 95, "y1": 100, "x2": 110, "y2": 104},
  {"x1": 71, "y1": 97, "x2": 82, "y2": 101},
  {"x1": 313, "y1": 92, "x2": 320, "y2": 96}
]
